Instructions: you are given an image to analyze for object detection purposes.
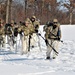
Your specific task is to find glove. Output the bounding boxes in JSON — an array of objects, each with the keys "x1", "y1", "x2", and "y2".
[
  {"x1": 19, "y1": 30, "x2": 23, "y2": 35},
  {"x1": 35, "y1": 25, "x2": 38, "y2": 28},
  {"x1": 14, "y1": 29, "x2": 18, "y2": 37},
  {"x1": 38, "y1": 33, "x2": 41, "y2": 36},
  {"x1": 29, "y1": 35, "x2": 32, "y2": 39},
  {"x1": 35, "y1": 30, "x2": 38, "y2": 33},
  {"x1": 45, "y1": 39, "x2": 48, "y2": 44},
  {"x1": 58, "y1": 37, "x2": 60, "y2": 41},
  {"x1": 14, "y1": 32, "x2": 18, "y2": 37},
  {"x1": 53, "y1": 25, "x2": 57, "y2": 29}
]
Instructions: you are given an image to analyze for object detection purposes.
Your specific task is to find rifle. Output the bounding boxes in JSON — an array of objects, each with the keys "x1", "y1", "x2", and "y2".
[
  {"x1": 49, "y1": 32, "x2": 63, "y2": 43},
  {"x1": 37, "y1": 33, "x2": 58, "y2": 54},
  {"x1": 45, "y1": 23, "x2": 63, "y2": 43},
  {"x1": 28, "y1": 35, "x2": 31, "y2": 51}
]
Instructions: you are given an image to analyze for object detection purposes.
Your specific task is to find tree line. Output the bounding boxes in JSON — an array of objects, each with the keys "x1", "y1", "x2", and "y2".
[{"x1": 0, "y1": 0, "x2": 75, "y2": 24}]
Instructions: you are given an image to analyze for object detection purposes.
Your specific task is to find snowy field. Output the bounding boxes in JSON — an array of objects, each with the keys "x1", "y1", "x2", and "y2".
[{"x1": 0, "y1": 25, "x2": 75, "y2": 75}]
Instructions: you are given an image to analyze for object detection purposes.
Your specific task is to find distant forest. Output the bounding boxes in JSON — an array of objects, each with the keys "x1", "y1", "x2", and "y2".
[{"x1": 0, "y1": 0, "x2": 75, "y2": 24}]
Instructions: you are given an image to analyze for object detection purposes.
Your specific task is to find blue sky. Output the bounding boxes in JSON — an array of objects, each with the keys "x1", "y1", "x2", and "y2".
[
  {"x1": 57, "y1": 0, "x2": 69, "y2": 3},
  {"x1": 57, "y1": 0, "x2": 69, "y2": 11}
]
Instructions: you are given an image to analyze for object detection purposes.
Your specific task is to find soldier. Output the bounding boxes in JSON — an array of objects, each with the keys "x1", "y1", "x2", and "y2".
[
  {"x1": 12, "y1": 22, "x2": 19, "y2": 43},
  {"x1": 0, "y1": 19, "x2": 5, "y2": 47},
  {"x1": 18, "y1": 19, "x2": 30, "y2": 55},
  {"x1": 43, "y1": 22, "x2": 53, "y2": 45},
  {"x1": 30, "y1": 16, "x2": 40, "y2": 48},
  {"x1": 26, "y1": 18, "x2": 35, "y2": 51},
  {"x1": 44, "y1": 19, "x2": 61, "y2": 59},
  {"x1": 25, "y1": 18, "x2": 35, "y2": 34},
  {"x1": 5, "y1": 23, "x2": 14, "y2": 51}
]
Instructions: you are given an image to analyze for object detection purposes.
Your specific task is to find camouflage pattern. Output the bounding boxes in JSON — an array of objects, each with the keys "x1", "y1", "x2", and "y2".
[
  {"x1": 0, "y1": 25, "x2": 5, "y2": 39},
  {"x1": 13, "y1": 23, "x2": 19, "y2": 37},
  {"x1": 33, "y1": 21, "x2": 40, "y2": 32},
  {"x1": 25, "y1": 18, "x2": 35, "y2": 34},
  {"x1": 43, "y1": 25, "x2": 52, "y2": 39},
  {"x1": 18, "y1": 25, "x2": 29, "y2": 36},
  {"x1": 18, "y1": 21, "x2": 30, "y2": 36},
  {"x1": 32, "y1": 16, "x2": 36, "y2": 19},
  {"x1": 0, "y1": 23, "x2": 5, "y2": 46},
  {"x1": 30, "y1": 16, "x2": 40, "y2": 48},
  {"x1": 30, "y1": 16, "x2": 40, "y2": 33},
  {"x1": 0, "y1": 19, "x2": 5, "y2": 36},
  {"x1": 53, "y1": 19, "x2": 61, "y2": 39},
  {"x1": 44, "y1": 22, "x2": 61, "y2": 40},
  {"x1": 18, "y1": 18, "x2": 35, "y2": 36},
  {"x1": 0, "y1": 27, "x2": 5, "y2": 35},
  {"x1": 5, "y1": 24, "x2": 13, "y2": 36},
  {"x1": 18, "y1": 19, "x2": 31, "y2": 54},
  {"x1": 49, "y1": 26, "x2": 59, "y2": 39},
  {"x1": 45, "y1": 19, "x2": 61, "y2": 59}
]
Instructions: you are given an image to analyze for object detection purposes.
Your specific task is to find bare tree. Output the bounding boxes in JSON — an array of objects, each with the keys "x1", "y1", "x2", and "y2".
[
  {"x1": 0, "y1": 0, "x2": 6, "y2": 18},
  {"x1": 64, "y1": 0, "x2": 75, "y2": 24},
  {"x1": 24, "y1": 0, "x2": 27, "y2": 19},
  {"x1": 6, "y1": 0, "x2": 12, "y2": 23},
  {"x1": 3, "y1": 0, "x2": 74, "y2": 24}
]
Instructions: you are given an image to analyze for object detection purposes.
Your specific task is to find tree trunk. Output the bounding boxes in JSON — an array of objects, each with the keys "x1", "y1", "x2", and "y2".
[
  {"x1": 24, "y1": 0, "x2": 27, "y2": 19},
  {"x1": 6, "y1": 0, "x2": 12, "y2": 23},
  {"x1": 70, "y1": 12, "x2": 72, "y2": 25}
]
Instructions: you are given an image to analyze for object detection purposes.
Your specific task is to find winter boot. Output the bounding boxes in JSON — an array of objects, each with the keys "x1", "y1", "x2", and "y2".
[{"x1": 46, "y1": 57, "x2": 50, "y2": 60}]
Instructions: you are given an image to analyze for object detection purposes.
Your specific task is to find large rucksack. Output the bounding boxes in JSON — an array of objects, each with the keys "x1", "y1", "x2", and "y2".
[
  {"x1": 5, "y1": 23, "x2": 13, "y2": 35},
  {"x1": 14, "y1": 27, "x2": 18, "y2": 37},
  {"x1": 57, "y1": 27, "x2": 61, "y2": 37}
]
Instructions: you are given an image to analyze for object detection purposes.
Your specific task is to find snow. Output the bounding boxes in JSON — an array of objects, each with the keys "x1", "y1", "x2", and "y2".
[
  {"x1": 0, "y1": 25, "x2": 75, "y2": 75},
  {"x1": 61, "y1": 25, "x2": 75, "y2": 41}
]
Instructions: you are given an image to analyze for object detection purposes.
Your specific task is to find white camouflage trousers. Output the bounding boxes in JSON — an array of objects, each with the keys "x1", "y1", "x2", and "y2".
[
  {"x1": 21, "y1": 35, "x2": 29, "y2": 54},
  {"x1": 46, "y1": 39, "x2": 59, "y2": 58},
  {"x1": 7, "y1": 35, "x2": 14, "y2": 51},
  {"x1": 0, "y1": 35, "x2": 5, "y2": 47},
  {"x1": 30, "y1": 33, "x2": 38, "y2": 47}
]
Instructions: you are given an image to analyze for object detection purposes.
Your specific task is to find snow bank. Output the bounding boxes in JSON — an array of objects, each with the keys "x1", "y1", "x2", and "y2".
[
  {"x1": 61, "y1": 25, "x2": 75, "y2": 41},
  {"x1": 39, "y1": 25, "x2": 75, "y2": 41}
]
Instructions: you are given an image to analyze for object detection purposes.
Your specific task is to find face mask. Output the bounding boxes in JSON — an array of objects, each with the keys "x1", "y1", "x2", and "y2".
[{"x1": 53, "y1": 25, "x2": 57, "y2": 29}]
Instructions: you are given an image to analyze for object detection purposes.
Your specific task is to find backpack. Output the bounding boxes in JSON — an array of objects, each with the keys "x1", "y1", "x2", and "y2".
[
  {"x1": 57, "y1": 27, "x2": 61, "y2": 38},
  {"x1": 5, "y1": 24, "x2": 12, "y2": 34},
  {"x1": 14, "y1": 28, "x2": 18, "y2": 37}
]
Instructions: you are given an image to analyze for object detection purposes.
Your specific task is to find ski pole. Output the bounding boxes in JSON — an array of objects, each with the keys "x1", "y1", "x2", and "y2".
[
  {"x1": 28, "y1": 35, "x2": 31, "y2": 52},
  {"x1": 37, "y1": 33, "x2": 58, "y2": 54}
]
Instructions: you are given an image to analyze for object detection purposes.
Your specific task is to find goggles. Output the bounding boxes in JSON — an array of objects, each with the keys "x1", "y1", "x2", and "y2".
[{"x1": 54, "y1": 22, "x2": 58, "y2": 24}]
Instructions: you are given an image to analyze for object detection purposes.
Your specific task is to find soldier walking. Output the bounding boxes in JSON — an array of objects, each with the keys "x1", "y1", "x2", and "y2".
[
  {"x1": 30, "y1": 16, "x2": 40, "y2": 48},
  {"x1": 43, "y1": 19, "x2": 61, "y2": 59},
  {"x1": 18, "y1": 19, "x2": 31, "y2": 54}
]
